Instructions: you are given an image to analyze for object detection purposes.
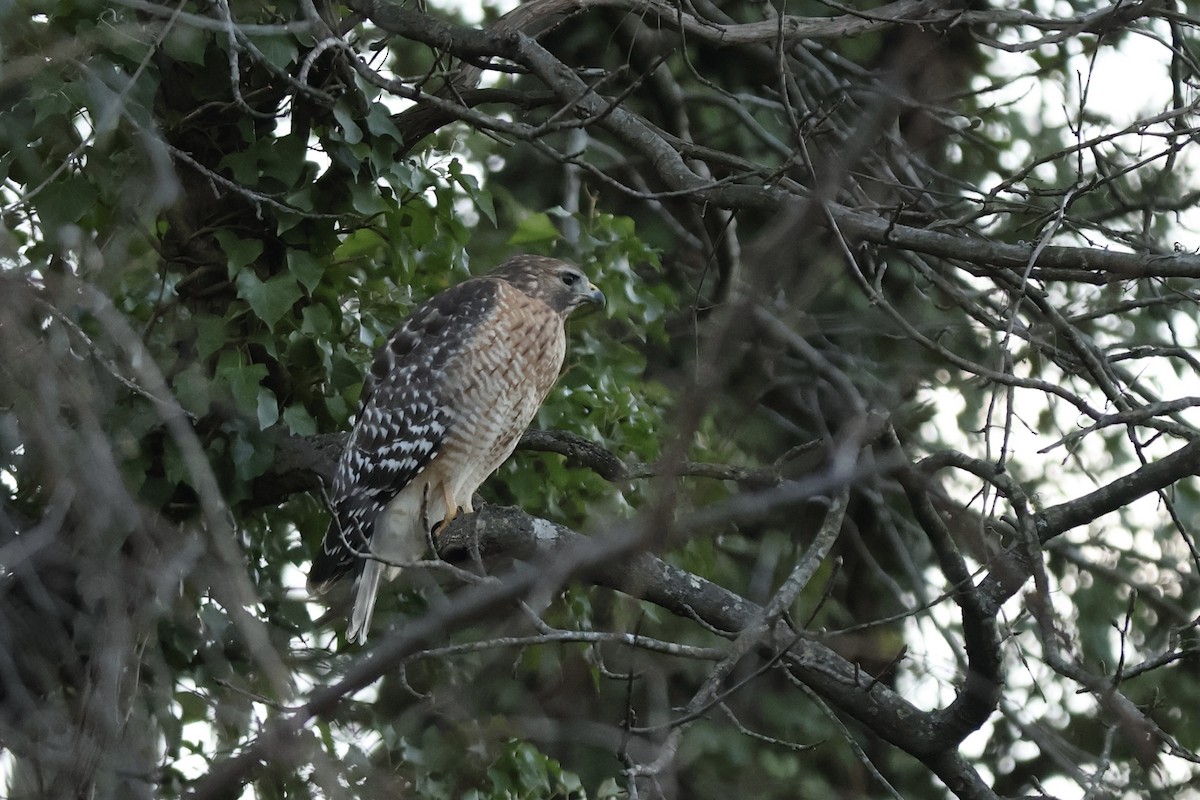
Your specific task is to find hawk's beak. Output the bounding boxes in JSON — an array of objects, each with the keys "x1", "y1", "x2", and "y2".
[{"x1": 584, "y1": 282, "x2": 606, "y2": 308}]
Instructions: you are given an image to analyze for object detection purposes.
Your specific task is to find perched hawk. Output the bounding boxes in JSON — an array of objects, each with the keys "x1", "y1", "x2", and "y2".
[{"x1": 309, "y1": 254, "x2": 605, "y2": 642}]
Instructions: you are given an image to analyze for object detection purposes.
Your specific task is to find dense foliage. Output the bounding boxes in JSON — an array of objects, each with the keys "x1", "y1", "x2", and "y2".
[{"x1": 2, "y1": 1, "x2": 1199, "y2": 798}]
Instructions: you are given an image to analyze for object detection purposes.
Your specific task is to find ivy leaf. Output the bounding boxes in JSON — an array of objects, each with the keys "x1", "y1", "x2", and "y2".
[
  {"x1": 509, "y1": 212, "x2": 560, "y2": 245},
  {"x1": 282, "y1": 404, "x2": 317, "y2": 436},
  {"x1": 334, "y1": 228, "x2": 386, "y2": 262},
  {"x1": 251, "y1": 35, "x2": 297, "y2": 70},
  {"x1": 256, "y1": 386, "x2": 279, "y2": 430},
  {"x1": 365, "y1": 101, "x2": 402, "y2": 141},
  {"x1": 349, "y1": 179, "x2": 389, "y2": 215},
  {"x1": 37, "y1": 174, "x2": 97, "y2": 227},
  {"x1": 449, "y1": 162, "x2": 496, "y2": 226},
  {"x1": 231, "y1": 432, "x2": 275, "y2": 481},
  {"x1": 236, "y1": 270, "x2": 302, "y2": 330},
  {"x1": 473, "y1": 191, "x2": 497, "y2": 227},
  {"x1": 300, "y1": 303, "x2": 333, "y2": 336},
  {"x1": 217, "y1": 353, "x2": 268, "y2": 417},
  {"x1": 400, "y1": 203, "x2": 435, "y2": 247},
  {"x1": 172, "y1": 363, "x2": 211, "y2": 417},
  {"x1": 287, "y1": 249, "x2": 325, "y2": 293},
  {"x1": 332, "y1": 101, "x2": 363, "y2": 145},
  {"x1": 215, "y1": 231, "x2": 264, "y2": 277},
  {"x1": 161, "y1": 25, "x2": 206, "y2": 65},
  {"x1": 193, "y1": 314, "x2": 232, "y2": 361}
]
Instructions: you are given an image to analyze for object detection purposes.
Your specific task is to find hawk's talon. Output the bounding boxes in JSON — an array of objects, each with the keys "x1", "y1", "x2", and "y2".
[
  {"x1": 431, "y1": 506, "x2": 464, "y2": 538},
  {"x1": 428, "y1": 506, "x2": 464, "y2": 560}
]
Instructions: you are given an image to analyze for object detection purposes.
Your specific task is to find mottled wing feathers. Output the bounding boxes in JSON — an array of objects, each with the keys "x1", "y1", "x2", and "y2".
[{"x1": 308, "y1": 277, "x2": 499, "y2": 588}]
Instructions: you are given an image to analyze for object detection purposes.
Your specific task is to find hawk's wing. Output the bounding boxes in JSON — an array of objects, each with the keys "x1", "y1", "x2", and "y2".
[{"x1": 308, "y1": 277, "x2": 499, "y2": 589}]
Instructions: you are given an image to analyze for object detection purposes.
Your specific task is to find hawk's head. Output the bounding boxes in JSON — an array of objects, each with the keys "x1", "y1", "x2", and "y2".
[{"x1": 490, "y1": 254, "x2": 605, "y2": 315}]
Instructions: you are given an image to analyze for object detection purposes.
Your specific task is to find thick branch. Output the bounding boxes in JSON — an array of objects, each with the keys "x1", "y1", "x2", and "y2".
[
  {"x1": 823, "y1": 203, "x2": 1200, "y2": 280},
  {"x1": 264, "y1": 427, "x2": 784, "y2": 506},
  {"x1": 346, "y1": 0, "x2": 1200, "y2": 281},
  {"x1": 436, "y1": 505, "x2": 997, "y2": 799},
  {"x1": 897, "y1": 463, "x2": 1002, "y2": 751},
  {"x1": 192, "y1": 494, "x2": 995, "y2": 799},
  {"x1": 188, "y1": 505, "x2": 654, "y2": 800},
  {"x1": 970, "y1": 439, "x2": 1200, "y2": 617},
  {"x1": 1037, "y1": 439, "x2": 1200, "y2": 540}
]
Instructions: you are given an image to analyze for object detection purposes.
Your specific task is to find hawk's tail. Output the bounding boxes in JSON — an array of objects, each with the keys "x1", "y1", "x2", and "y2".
[
  {"x1": 347, "y1": 559, "x2": 384, "y2": 643},
  {"x1": 308, "y1": 518, "x2": 356, "y2": 592}
]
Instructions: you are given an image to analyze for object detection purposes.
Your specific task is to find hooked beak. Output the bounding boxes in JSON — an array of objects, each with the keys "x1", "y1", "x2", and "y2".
[{"x1": 583, "y1": 282, "x2": 606, "y2": 309}]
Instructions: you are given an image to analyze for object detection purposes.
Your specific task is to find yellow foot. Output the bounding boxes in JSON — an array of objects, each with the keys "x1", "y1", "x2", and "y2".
[{"x1": 431, "y1": 505, "x2": 463, "y2": 539}]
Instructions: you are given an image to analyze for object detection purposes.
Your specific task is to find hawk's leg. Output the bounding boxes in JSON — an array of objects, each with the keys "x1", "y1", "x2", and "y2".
[
  {"x1": 432, "y1": 506, "x2": 464, "y2": 534},
  {"x1": 429, "y1": 483, "x2": 466, "y2": 555},
  {"x1": 430, "y1": 489, "x2": 489, "y2": 574}
]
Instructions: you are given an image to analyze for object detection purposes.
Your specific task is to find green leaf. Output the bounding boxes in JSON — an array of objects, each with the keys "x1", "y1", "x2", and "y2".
[
  {"x1": 282, "y1": 404, "x2": 317, "y2": 436},
  {"x1": 193, "y1": 314, "x2": 232, "y2": 361},
  {"x1": 251, "y1": 35, "x2": 297, "y2": 70},
  {"x1": 332, "y1": 101, "x2": 363, "y2": 145},
  {"x1": 236, "y1": 271, "x2": 302, "y2": 330},
  {"x1": 349, "y1": 179, "x2": 389, "y2": 215},
  {"x1": 263, "y1": 133, "x2": 309, "y2": 188},
  {"x1": 287, "y1": 249, "x2": 325, "y2": 293},
  {"x1": 256, "y1": 386, "x2": 279, "y2": 430},
  {"x1": 172, "y1": 363, "x2": 211, "y2": 416},
  {"x1": 29, "y1": 78, "x2": 75, "y2": 126},
  {"x1": 37, "y1": 174, "x2": 97, "y2": 227},
  {"x1": 161, "y1": 25, "x2": 207, "y2": 65},
  {"x1": 365, "y1": 101, "x2": 402, "y2": 140},
  {"x1": 300, "y1": 303, "x2": 333, "y2": 336},
  {"x1": 389, "y1": 160, "x2": 433, "y2": 194},
  {"x1": 218, "y1": 150, "x2": 257, "y2": 186},
  {"x1": 231, "y1": 432, "x2": 275, "y2": 481},
  {"x1": 215, "y1": 231, "x2": 265, "y2": 277},
  {"x1": 334, "y1": 228, "x2": 386, "y2": 262},
  {"x1": 508, "y1": 212, "x2": 560, "y2": 245},
  {"x1": 448, "y1": 166, "x2": 496, "y2": 226},
  {"x1": 473, "y1": 189, "x2": 496, "y2": 226},
  {"x1": 400, "y1": 203, "x2": 435, "y2": 247},
  {"x1": 176, "y1": 691, "x2": 208, "y2": 724},
  {"x1": 217, "y1": 352, "x2": 268, "y2": 417}
]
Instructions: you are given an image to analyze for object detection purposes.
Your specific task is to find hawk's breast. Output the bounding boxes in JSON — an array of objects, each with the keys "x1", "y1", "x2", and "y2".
[{"x1": 435, "y1": 281, "x2": 567, "y2": 497}]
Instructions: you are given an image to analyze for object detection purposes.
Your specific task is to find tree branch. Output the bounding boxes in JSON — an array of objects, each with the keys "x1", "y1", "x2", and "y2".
[
  {"x1": 1038, "y1": 439, "x2": 1200, "y2": 540},
  {"x1": 435, "y1": 505, "x2": 998, "y2": 799},
  {"x1": 264, "y1": 427, "x2": 788, "y2": 506},
  {"x1": 189, "y1": 497, "x2": 995, "y2": 799},
  {"x1": 342, "y1": 0, "x2": 1200, "y2": 282}
]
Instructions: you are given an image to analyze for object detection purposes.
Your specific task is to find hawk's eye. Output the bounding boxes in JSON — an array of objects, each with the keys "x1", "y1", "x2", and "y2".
[{"x1": 560, "y1": 271, "x2": 580, "y2": 287}]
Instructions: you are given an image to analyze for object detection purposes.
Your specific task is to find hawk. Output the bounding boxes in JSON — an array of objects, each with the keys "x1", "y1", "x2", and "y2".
[{"x1": 309, "y1": 254, "x2": 605, "y2": 642}]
